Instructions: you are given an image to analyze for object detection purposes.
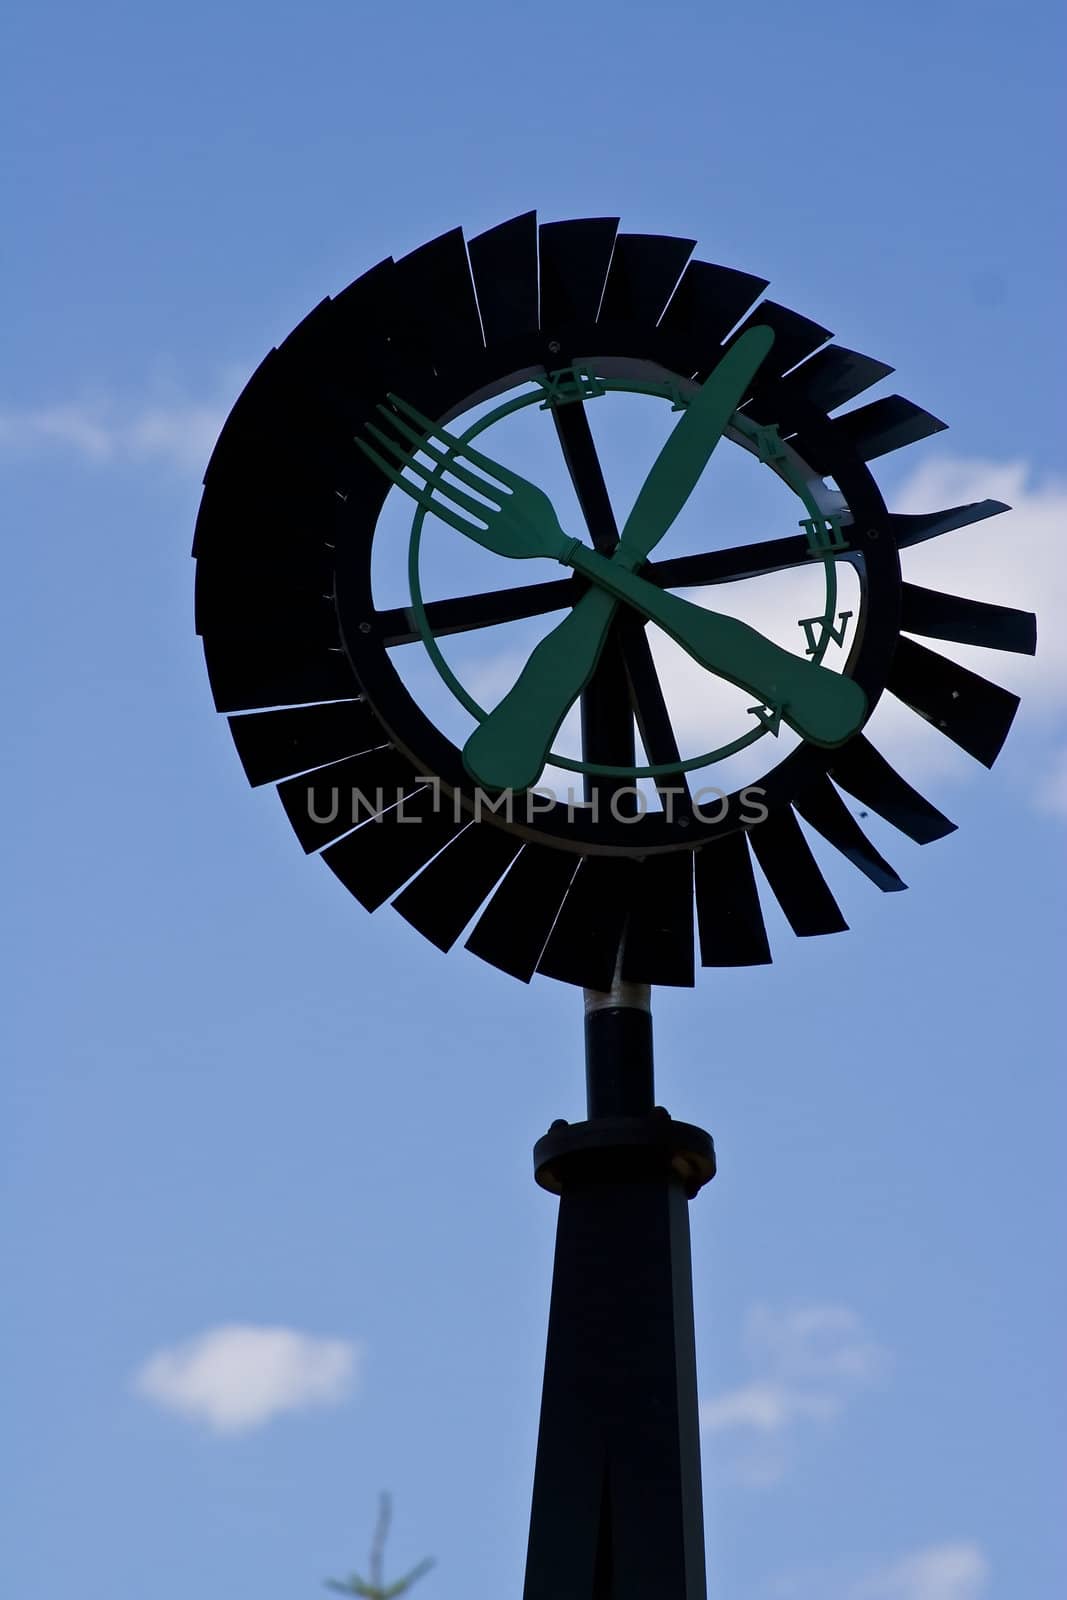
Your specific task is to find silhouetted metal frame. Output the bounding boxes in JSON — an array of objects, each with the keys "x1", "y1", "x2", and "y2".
[
  {"x1": 194, "y1": 214, "x2": 1035, "y2": 989},
  {"x1": 192, "y1": 213, "x2": 1038, "y2": 1600}
]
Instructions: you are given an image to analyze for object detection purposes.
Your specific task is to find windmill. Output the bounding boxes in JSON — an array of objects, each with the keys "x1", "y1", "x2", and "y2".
[{"x1": 193, "y1": 214, "x2": 1035, "y2": 1597}]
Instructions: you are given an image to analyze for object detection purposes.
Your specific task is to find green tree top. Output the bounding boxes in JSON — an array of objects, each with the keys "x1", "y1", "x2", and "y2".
[{"x1": 325, "y1": 1492, "x2": 434, "y2": 1599}]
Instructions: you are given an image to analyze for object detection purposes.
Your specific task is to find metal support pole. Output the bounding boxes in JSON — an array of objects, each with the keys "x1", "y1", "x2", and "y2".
[
  {"x1": 584, "y1": 979, "x2": 653, "y2": 1118},
  {"x1": 524, "y1": 390, "x2": 713, "y2": 1594},
  {"x1": 523, "y1": 987, "x2": 715, "y2": 1599}
]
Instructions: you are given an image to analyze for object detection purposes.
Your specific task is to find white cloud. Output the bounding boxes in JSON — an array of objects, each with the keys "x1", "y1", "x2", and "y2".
[
  {"x1": 701, "y1": 1302, "x2": 889, "y2": 1485},
  {"x1": 700, "y1": 1378, "x2": 838, "y2": 1432},
  {"x1": 0, "y1": 394, "x2": 226, "y2": 470},
  {"x1": 132, "y1": 1323, "x2": 360, "y2": 1433},
  {"x1": 744, "y1": 1301, "x2": 891, "y2": 1386},
  {"x1": 767, "y1": 1541, "x2": 989, "y2": 1600},
  {"x1": 0, "y1": 403, "x2": 115, "y2": 460},
  {"x1": 851, "y1": 1542, "x2": 990, "y2": 1600}
]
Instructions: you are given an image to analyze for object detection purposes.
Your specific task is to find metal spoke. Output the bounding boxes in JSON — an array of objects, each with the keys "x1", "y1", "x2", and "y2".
[
  {"x1": 551, "y1": 398, "x2": 621, "y2": 555},
  {"x1": 376, "y1": 533, "x2": 822, "y2": 648},
  {"x1": 618, "y1": 615, "x2": 692, "y2": 812},
  {"x1": 647, "y1": 533, "x2": 813, "y2": 590},
  {"x1": 579, "y1": 621, "x2": 638, "y2": 810},
  {"x1": 551, "y1": 398, "x2": 635, "y2": 800},
  {"x1": 375, "y1": 576, "x2": 583, "y2": 647}
]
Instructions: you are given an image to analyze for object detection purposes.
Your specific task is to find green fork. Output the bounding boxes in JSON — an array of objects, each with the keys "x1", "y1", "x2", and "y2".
[{"x1": 357, "y1": 392, "x2": 867, "y2": 789}]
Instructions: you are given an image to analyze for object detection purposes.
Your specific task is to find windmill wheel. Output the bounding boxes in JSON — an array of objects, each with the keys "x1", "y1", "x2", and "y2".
[{"x1": 193, "y1": 213, "x2": 1036, "y2": 988}]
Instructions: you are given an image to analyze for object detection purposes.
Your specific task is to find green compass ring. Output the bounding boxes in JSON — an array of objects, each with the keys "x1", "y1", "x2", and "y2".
[
  {"x1": 405, "y1": 369, "x2": 851, "y2": 782},
  {"x1": 332, "y1": 335, "x2": 902, "y2": 855}
]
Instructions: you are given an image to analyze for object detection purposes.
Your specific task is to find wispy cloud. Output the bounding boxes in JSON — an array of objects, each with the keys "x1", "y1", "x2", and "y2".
[
  {"x1": 850, "y1": 1541, "x2": 990, "y2": 1600},
  {"x1": 768, "y1": 1541, "x2": 990, "y2": 1600},
  {"x1": 0, "y1": 393, "x2": 227, "y2": 470},
  {"x1": 701, "y1": 1302, "x2": 889, "y2": 1485},
  {"x1": 700, "y1": 1379, "x2": 839, "y2": 1432},
  {"x1": 132, "y1": 1323, "x2": 360, "y2": 1433}
]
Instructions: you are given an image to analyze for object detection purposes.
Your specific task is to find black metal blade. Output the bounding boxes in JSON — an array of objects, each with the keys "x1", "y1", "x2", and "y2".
[
  {"x1": 390, "y1": 227, "x2": 485, "y2": 368},
  {"x1": 193, "y1": 318, "x2": 380, "y2": 714},
  {"x1": 464, "y1": 844, "x2": 580, "y2": 982},
  {"x1": 900, "y1": 584, "x2": 1037, "y2": 655},
  {"x1": 780, "y1": 343, "x2": 893, "y2": 413},
  {"x1": 193, "y1": 373, "x2": 369, "y2": 594},
  {"x1": 276, "y1": 748, "x2": 422, "y2": 853},
  {"x1": 330, "y1": 254, "x2": 397, "y2": 346},
  {"x1": 598, "y1": 233, "x2": 695, "y2": 330},
  {"x1": 839, "y1": 394, "x2": 948, "y2": 459},
  {"x1": 746, "y1": 344, "x2": 893, "y2": 431},
  {"x1": 537, "y1": 856, "x2": 635, "y2": 990},
  {"x1": 656, "y1": 260, "x2": 769, "y2": 372},
  {"x1": 375, "y1": 575, "x2": 581, "y2": 646},
  {"x1": 391, "y1": 822, "x2": 521, "y2": 951},
  {"x1": 694, "y1": 833, "x2": 772, "y2": 967},
  {"x1": 888, "y1": 500, "x2": 1010, "y2": 550},
  {"x1": 197, "y1": 349, "x2": 287, "y2": 510},
  {"x1": 320, "y1": 782, "x2": 464, "y2": 911},
  {"x1": 828, "y1": 735, "x2": 957, "y2": 844},
  {"x1": 328, "y1": 256, "x2": 446, "y2": 417},
  {"x1": 748, "y1": 809, "x2": 849, "y2": 937},
  {"x1": 196, "y1": 500, "x2": 347, "y2": 710},
  {"x1": 887, "y1": 636, "x2": 1020, "y2": 767},
  {"x1": 793, "y1": 775, "x2": 906, "y2": 892},
  {"x1": 204, "y1": 633, "x2": 357, "y2": 714},
  {"x1": 193, "y1": 369, "x2": 349, "y2": 641},
  {"x1": 800, "y1": 395, "x2": 946, "y2": 473},
  {"x1": 620, "y1": 852, "x2": 696, "y2": 987},
  {"x1": 722, "y1": 300, "x2": 832, "y2": 383},
  {"x1": 198, "y1": 309, "x2": 373, "y2": 517},
  {"x1": 227, "y1": 700, "x2": 388, "y2": 787},
  {"x1": 468, "y1": 211, "x2": 539, "y2": 347},
  {"x1": 195, "y1": 540, "x2": 336, "y2": 640},
  {"x1": 539, "y1": 218, "x2": 619, "y2": 336}
]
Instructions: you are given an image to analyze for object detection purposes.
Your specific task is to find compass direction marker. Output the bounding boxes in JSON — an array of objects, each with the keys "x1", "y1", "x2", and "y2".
[
  {"x1": 534, "y1": 365, "x2": 607, "y2": 408},
  {"x1": 748, "y1": 701, "x2": 785, "y2": 735},
  {"x1": 798, "y1": 607, "x2": 854, "y2": 655},
  {"x1": 802, "y1": 513, "x2": 850, "y2": 557},
  {"x1": 751, "y1": 421, "x2": 789, "y2": 464}
]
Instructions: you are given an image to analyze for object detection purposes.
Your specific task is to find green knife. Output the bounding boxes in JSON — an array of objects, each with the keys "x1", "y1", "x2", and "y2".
[{"x1": 463, "y1": 327, "x2": 781, "y2": 790}]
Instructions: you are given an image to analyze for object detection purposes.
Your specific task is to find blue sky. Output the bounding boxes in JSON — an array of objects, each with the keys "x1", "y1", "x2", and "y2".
[{"x1": 2, "y1": 4, "x2": 1065, "y2": 1598}]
